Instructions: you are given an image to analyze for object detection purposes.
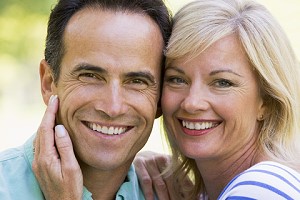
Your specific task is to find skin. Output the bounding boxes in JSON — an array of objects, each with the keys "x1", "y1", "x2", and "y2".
[
  {"x1": 162, "y1": 34, "x2": 266, "y2": 199},
  {"x1": 33, "y1": 7, "x2": 163, "y2": 200},
  {"x1": 134, "y1": 151, "x2": 193, "y2": 200},
  {"x1": 34, "y1": 95, "x2": 83, "y2": 200}
]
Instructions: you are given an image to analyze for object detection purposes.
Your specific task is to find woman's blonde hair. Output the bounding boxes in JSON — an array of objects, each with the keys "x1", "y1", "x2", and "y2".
[{"x1": 163, "y1": 0, "x2": 300, "y2": 198}]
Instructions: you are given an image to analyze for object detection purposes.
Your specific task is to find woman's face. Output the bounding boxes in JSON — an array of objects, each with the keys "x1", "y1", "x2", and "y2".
[{"x1": 162, "y1": 35, "x2": 265, "y2": 162}]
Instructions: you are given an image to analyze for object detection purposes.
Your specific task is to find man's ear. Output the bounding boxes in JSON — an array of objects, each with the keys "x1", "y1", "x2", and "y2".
[{"x1": 39, "y1": 59, "x2": 55, "y2": 105}]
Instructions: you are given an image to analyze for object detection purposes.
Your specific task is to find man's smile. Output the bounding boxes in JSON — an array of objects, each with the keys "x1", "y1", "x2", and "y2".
[{"x1": 86, "y1": 122, "x2": 131, "y2": 135}]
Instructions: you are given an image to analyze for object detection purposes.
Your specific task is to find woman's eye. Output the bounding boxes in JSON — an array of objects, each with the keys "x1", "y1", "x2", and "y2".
[
  {"x1": 165, "y1": 76, "x2": 187, "y2": 85},
  {"x1": 214, "y1": 79, "x2": 234, "y2": 88}
]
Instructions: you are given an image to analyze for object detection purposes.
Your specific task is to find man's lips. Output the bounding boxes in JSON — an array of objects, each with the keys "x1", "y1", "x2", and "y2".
[{"x1": 85, "y1": 122, "x2": 132, "y2": 135}]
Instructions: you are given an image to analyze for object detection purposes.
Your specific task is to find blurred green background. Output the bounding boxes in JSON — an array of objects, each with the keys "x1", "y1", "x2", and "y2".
[{"x1": 0, "y1": 0, "x2": 299, "y2": 151}]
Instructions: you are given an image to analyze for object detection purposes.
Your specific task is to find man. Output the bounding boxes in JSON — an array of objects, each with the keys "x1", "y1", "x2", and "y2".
[{"x1": 0, "y1": 0, "x2": 172, "y2": 199}]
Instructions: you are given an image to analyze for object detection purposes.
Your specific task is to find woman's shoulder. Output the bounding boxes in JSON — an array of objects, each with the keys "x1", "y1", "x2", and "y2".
[
  {"x1": 246, "y1": 161, "x2": 300, "y2": 179},
  {"x1": 218, "y1": 161, "x2": 300, "y2": 200}
]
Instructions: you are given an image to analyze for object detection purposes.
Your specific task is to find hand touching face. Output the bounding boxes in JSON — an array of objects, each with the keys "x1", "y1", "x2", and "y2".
[{"x1": 40, "y1": 9, "x2": 164, "y2": 171}]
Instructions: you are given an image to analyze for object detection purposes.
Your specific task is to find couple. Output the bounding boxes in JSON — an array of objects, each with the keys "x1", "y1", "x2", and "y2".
[{"x1": 1, "y1": 0, "x2": 300, "y2": 199}]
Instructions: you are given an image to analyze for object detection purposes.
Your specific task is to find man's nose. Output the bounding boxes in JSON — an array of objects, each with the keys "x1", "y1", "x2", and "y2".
[{"x1": 96, "y1": 81, "x2": 128, "y2": 118}]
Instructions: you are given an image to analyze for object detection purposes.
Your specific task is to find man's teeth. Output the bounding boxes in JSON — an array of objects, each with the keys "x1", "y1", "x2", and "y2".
[
  {"x1": 182, "y1": 121, "x2": 217, "y2": 130},
  {"x1": 88, "y1": 123, "x2": 126, "y2": 135}
]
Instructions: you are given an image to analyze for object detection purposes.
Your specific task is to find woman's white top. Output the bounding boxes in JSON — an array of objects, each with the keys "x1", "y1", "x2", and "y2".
[{"x1": 217, "y1": 161, "x2": 300, "y2": 199}]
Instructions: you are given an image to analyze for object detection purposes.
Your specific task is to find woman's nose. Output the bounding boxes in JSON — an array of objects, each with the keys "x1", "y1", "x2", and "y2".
[{"x1": 180, "y1": 84, "x2": 210, "y2": 114}]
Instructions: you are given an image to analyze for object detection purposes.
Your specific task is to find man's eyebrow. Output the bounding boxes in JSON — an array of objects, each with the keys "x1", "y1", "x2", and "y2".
[
  {"x1": 72, "y1": 63, "x2": 107, "y2": 74},
  {"x1": 72, "y1": 64, "x2": 156, "y2": 83},
  {"x1": 125, "y1": 71, "x2": 156, "y2": 84}
]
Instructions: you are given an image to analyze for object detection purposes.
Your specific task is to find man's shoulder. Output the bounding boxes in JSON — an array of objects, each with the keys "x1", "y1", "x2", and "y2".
[
  {"x1": 0, "y1": 146, "x2": 24, "y2": 162},
  {"x1": 0, "y1": 135, "x2": 33, "y2": 164},
  {"x1": 0, "y1": 144, "x2": 30, "y2": 178},
  {"x1": 0, "y1": 137, "x2": 45, "y2": 199}
]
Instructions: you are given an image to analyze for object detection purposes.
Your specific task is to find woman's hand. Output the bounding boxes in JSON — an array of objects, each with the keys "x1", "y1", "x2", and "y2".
[
  {"x1": 134, "y1": 151, "x2": 194, "y2": 200},
  {"x1": 32, "y1": 95, "x2": 83, "y2": 200},
  {"x1": 133, "y1": 151, "x2": 174, "y2": 200}
]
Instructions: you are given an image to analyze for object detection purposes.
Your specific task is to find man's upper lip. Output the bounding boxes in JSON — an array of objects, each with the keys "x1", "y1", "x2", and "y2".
[{"x1": 84, "y1": 120, "x2": 132, "y2": 127}]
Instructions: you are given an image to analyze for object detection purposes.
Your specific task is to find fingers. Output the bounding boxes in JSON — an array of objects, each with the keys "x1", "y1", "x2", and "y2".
[
  {"x1": 32, "y1": 95, "x2": 62, "y2": 198},
  {"x1": 54, "y1": 125, "x2": 81, "y2": 177},
  {"x1": 53, "y1": 125, "x2": 83, "y2": 198},
  {"x1": 33, "y1": 94, "x2": 59, "y2": 173},
  {"x1": 151, "y1": 155, "x2": 171, "y2": 200},
  {"x1": 35, "y1": 95, "x2": 58, "y2": 157},
  {"x1": 134, "y1": 155, "x2": 156, "y2": 200},
  {"x1": 32, "y1": 95, "x2": 83, "y2": 200},
  {"x1": 134, "y1": 151, "x2": 171, "y2": 200},
  {"x1": 33, "y1": 95, "x2": 60, "y2": 177}
]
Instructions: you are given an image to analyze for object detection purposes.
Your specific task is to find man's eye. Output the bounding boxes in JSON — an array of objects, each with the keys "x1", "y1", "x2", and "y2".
[
  {"x1": 78, "y1": 73, "x2": 105, "y2": 83},
  {"x1": 130, "y1": 79, "x2": 147, "y2": 85},
  {"x1": 81, "y1": 73, "x2": 97, "y2": 78},
  {"x1": 126, "y1": 79, "x2": 149, "y2": 90}
]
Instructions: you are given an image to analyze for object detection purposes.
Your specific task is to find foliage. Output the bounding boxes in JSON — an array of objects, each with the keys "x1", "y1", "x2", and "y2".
[{"x1": 0, "y1": 0, "x2": 56, "y2": 62}]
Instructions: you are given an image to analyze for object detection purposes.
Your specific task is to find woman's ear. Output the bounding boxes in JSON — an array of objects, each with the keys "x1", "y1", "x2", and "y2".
[
  {"x1": 257, "y1": 100, "x2": 266, "y2": 121},
  {"x1": 39, "y1": 59, "x2": 55, "y2": 105}
]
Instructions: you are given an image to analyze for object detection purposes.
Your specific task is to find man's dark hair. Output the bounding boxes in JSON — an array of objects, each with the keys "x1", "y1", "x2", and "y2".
[{"x1": 45, "y1": 0, "x2": 172, "y2": 83}]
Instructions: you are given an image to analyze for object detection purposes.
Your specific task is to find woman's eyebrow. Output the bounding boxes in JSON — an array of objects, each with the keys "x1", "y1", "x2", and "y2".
[
  {"x1": 209, "y1": 69, "x2": 242, "y2": 77},
  {"x1": 165, "y1": 66, "x2": 185, "y2": 74}
]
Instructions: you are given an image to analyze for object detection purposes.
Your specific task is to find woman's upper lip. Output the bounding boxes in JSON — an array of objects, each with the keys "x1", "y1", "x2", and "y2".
[
  {"x1": 178, "y1": 117, "x2": 222, "y2": 123},
  {"x1": 178, "y1": 118, "x2": 221, "y2": 130}
]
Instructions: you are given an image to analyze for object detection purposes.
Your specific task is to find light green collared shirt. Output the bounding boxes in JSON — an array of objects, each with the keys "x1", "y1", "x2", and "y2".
[{"x1": 0, "y1": 134, "x2": 145, "y2": 200}]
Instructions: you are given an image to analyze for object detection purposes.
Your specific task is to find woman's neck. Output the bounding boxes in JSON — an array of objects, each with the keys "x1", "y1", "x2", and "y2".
[{"x1": 195, "y1": 142, "x2": 268, "y2": 200}]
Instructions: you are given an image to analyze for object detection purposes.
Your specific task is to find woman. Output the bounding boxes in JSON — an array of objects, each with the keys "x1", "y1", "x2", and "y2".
[
  {"x1": 34, "y1": 0, "x2": 300, "y2": 199},
  {"x1": 135, "y1": 0, "x2": 300, "y2": 199}
]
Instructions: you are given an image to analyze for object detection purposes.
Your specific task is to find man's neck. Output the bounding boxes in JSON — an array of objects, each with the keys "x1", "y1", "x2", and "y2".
[{"x1": 80, "y1": 162, "x2": 132, "y2": 200}]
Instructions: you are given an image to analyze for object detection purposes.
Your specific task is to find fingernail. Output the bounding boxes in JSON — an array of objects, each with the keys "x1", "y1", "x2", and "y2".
[
  {"x1": 49, "y1": 95, "x2": 57, "y2": 105},
  {"x1": 55, "y1": 125, "x2": 66, "y2": 138}
]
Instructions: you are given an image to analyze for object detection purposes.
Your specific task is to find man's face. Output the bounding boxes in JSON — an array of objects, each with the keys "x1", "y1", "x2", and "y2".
[{"x1": 49, "y1": 8, "x2": 163, "y2": 170}]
